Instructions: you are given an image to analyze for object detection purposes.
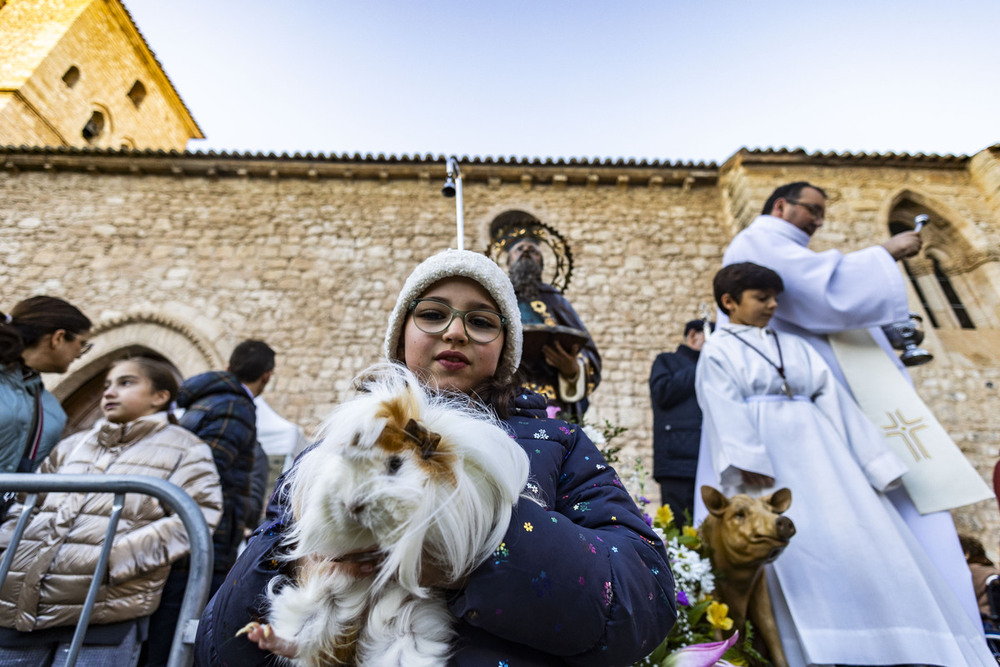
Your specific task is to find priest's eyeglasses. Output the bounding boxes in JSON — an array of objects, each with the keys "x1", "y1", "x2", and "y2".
[
  {"x1": 786, "y1": 199, "x2": 825, "y2": 219},
  {"x1": 408, "y1": 299, "x2": 506, "y2": 343}
]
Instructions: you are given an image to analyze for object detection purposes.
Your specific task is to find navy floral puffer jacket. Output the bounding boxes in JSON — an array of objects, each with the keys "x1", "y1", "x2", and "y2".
[{"x1": 194, "y1": 390, "x2": 676, "y2": 667}]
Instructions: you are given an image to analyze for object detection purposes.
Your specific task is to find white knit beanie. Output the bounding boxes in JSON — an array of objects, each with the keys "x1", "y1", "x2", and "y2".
[{"x1": 384, "y1": 249, "x2": 522, "y2": 383}]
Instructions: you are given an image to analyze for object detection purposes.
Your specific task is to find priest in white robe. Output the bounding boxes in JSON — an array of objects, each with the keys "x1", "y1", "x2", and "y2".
[
  {"x1": 719, "y1": 181, "x2": 980, "y2": 628},
  {"x1": 693, "y1": 262, "x2": 994, "y2": 666},
  {"x1": 720, "y1": 182, "x2": 920, "y2": 388}
]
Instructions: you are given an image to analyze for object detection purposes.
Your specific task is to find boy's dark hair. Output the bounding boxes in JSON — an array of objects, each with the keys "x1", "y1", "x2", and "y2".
[
  {"x1": 713, "y1": 263, "x2": 784, "y2": 314},
  {"x1": 761, "y1": 181, "x2": 828, "y2": 215},
  {"x1": 0, "y1": 296, "x2": 91, "y2": 365},
  {"x1": 228, "y1": 339, "x2": 276, "y2": 383}
]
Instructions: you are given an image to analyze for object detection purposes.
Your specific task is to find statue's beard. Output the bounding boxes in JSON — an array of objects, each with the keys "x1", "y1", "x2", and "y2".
[{"x1": 509, "y1": 256, "x2": 543, "y2": 301}]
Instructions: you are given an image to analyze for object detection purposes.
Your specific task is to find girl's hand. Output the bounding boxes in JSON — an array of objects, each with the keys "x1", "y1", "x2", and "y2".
[
  {"x1": 236, "y1": 622, "x2": 298, "y2": 659},
  {"x1": 740, "y1": 469, "x2": 775, "y2": 487}
]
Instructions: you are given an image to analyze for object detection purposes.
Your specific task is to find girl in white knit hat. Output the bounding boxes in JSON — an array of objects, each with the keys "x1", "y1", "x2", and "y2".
[{"x1": 196, "y1": 249, "x2": 676, "y2": 667}]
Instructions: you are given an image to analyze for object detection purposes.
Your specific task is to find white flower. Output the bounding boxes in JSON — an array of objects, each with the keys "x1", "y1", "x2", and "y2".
[
  {"x1": 581, "y1": 424, "x2": 606, "y2": 445},
  {"x1": 667, "y1": 540, "x2": 715, "y2": 597}
]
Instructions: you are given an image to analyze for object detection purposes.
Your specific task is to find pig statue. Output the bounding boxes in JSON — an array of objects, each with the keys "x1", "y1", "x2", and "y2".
[{"x1": 699, "y1": 486, "x2": 795, "y2": 667}]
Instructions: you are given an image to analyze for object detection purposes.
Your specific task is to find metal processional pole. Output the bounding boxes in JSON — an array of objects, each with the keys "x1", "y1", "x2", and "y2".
[{"x1": 442, "y1": 156, "x2": 464, "y2": 250}]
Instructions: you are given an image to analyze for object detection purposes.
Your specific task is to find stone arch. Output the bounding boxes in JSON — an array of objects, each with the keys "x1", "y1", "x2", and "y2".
[
  {"x1": 46, "y1": 312, "x2": 224, "y2": 431},
  {"x1": 881, "y1": 188, "x2": 990, "y2": 260},
  {"x1": 882, "y1": 189, "x2": 995, "y2": 329}
]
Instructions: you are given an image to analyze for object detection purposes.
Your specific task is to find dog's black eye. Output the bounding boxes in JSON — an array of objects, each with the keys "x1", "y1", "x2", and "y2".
[{"x1": 387, "y1": 456, "x2": 403, "y2": 475}]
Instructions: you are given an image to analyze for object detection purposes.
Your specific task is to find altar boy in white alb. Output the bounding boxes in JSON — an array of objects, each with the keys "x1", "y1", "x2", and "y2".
[{"x1": 693, "y1": 262, "x2": 994, "y2": 667}]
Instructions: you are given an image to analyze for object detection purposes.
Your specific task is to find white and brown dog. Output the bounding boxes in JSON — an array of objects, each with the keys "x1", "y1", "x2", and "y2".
[{"x1": 240, "y1": 364, "x2": 530, "y2": 666}]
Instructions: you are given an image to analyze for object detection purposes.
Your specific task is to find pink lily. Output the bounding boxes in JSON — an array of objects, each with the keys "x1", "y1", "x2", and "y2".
[{"x1": 661, "y1": 631, "x2": 739, "y2": 667}]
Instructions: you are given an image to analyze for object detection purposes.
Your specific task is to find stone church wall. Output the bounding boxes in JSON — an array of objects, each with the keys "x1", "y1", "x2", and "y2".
[{"x1": 1, "y1": 147, "x2": 998, "y2": 547}]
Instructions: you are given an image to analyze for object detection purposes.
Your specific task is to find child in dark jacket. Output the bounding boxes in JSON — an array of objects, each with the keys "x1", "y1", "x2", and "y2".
[{"x1": 194, "y1": 249, "x2": 676, "y2": 666}]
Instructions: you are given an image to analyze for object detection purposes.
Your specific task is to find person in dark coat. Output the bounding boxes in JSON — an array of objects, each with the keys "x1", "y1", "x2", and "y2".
[
  {"x1": 194, "y1": 249, "x2": 674, "y2": 667},
  {"x1": 177, "y1": 339, "x2": 275, "y2": 582},
  {"x1": 649, "y1": 319, "x2": 711, "y2": 527}
]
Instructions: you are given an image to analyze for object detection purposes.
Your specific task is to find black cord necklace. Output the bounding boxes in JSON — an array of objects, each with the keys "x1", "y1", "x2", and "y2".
[{"x1": 722, "y1": 327, "x2": 795, "y2": 398}]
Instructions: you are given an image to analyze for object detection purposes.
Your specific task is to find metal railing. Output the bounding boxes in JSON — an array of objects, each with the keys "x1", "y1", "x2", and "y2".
[{"x1": 0, "y1": 473, "x2": 213, "y2": 667}]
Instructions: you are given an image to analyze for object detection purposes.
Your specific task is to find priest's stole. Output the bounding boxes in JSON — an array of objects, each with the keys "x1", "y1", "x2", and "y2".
[{"x1": 830, "y1": 329, "x2": 993, "y2": 513}]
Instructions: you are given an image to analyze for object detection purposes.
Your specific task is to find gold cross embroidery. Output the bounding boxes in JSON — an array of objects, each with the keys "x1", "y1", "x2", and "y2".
[{"x1": 881, "y1": 409, "x2": 931, "y2": 462}]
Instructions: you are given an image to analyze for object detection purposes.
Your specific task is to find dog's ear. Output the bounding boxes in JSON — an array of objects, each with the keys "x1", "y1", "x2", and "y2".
[
  {"x1": 701, "y1": 485, "x2": 729, "y2": 517},
  {"x1": 766, "y1": 487, "x2": 792, "y2": 514},
  {"x1": 404, "y1": 418, "x2": 442, "y2": 460}
]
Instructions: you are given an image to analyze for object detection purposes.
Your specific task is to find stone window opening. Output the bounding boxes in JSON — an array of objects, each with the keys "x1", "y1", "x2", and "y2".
[
  {"x1": 81, "y1": 111, "x2": 104, "y2": 142},
  {"x1": 931, "y1": 256, "x2": 975, "y2": 329},
  {"x1": 887, "y1": 194, "x2": 980, "y2": 331},
  {"x1": 127, "y1": 80, "x2": 146, "y2": 107},
  {"x1": 896, "y1": 252, "x2": 939, "y2": 329},
  {"x1": 62, "y1": 65, "x2": 80, "y2": 88}
]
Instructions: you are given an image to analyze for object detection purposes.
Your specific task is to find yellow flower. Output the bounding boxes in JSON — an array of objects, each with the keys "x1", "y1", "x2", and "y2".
[
  {"x1": 682, "y1": 525, "x2": 701, "y2": 547},
  {"x1": 707, "y1": 601, "x2": 734, "y2": 631},
  {"x1": 654, "y1": 504, "x2": 675, "y2": 529}
]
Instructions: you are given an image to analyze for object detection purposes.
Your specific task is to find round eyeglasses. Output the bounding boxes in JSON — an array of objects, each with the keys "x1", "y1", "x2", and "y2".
[{"x1": 408, "y1": 299, "x2": 506, "y2": 343}]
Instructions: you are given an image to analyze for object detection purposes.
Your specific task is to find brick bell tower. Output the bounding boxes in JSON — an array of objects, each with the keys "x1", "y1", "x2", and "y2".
[{"x1": 0, "y1": 0, "x2": 202, "y2": 150}]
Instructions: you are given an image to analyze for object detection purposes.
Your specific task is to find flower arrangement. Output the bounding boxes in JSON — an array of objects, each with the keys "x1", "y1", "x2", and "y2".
[
  {"x1": 620, "y1": 457, "x2": 765, "y2": 667},
  {"x1": 579, "y1": 418, "x2": 765, "y2": 665}
]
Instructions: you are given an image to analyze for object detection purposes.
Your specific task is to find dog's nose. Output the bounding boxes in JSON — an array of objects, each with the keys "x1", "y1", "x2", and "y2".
[{"x1": 776, "y1": 516, "x2": 795, "y2": 540}]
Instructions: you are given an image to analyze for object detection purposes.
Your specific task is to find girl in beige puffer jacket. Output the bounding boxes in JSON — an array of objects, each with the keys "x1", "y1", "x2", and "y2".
[{"x1": 0, "y1": 357, "x2": 222, "y2": 667}]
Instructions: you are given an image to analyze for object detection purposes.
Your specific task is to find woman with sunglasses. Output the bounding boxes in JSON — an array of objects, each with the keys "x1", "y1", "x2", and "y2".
[
  {"x1": 195, "y1": 249, "x2": 675, "y2": 666},
  {"x1": 0, "y1": 296, "x2": 91, "y2": 476}
]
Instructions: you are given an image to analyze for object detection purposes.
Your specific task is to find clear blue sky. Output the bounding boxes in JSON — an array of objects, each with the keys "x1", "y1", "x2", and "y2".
[{"x1": 125, "y1": 1, "x2": 1000, "y2": 164}]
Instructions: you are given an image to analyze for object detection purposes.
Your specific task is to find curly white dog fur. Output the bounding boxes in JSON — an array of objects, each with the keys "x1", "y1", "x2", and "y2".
[{"x1": 259, "y1": 363, "x2": 530, "y2": 666}]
